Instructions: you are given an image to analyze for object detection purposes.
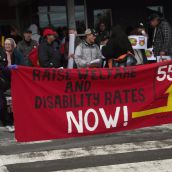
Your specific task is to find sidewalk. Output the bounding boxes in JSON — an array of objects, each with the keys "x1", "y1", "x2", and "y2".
[
  {"x1": 1, "y1": 123, "x2": 172, "y2": 172},
  {"x1": 0, "y1": 121, "x2": 16, "y2": 147}
]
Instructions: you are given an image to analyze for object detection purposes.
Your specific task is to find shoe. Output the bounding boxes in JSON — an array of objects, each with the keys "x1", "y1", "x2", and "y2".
[{"x1": 5, "y1": 126, "x2": 15, "y2": 133}]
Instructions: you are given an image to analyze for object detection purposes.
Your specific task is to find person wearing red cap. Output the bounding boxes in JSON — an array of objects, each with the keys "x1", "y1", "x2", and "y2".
[
  {"x1": 43, "y1": 28, "x2": 57, "y2": 37},
  {"x1": 38, "y1": 28, "x2": 62, "y2": 68}
]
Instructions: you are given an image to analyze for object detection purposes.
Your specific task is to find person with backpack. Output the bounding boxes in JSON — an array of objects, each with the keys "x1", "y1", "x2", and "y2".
[{"x1": 38, "y1": 28, "x2": 62, "y2": 68}]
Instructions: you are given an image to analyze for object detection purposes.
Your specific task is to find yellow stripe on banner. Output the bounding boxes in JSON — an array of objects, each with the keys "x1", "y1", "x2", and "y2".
[{"x1": 132, "y1": 85, "x2": 172, "y2": 119}]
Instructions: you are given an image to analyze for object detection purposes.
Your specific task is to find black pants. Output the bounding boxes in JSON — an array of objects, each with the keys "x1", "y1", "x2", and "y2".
[{"x1": 0, "y1": 92, "x2": 13, "y2": 126}]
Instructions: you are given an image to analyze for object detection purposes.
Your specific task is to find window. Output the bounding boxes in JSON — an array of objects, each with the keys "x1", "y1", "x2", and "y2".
[
  {"x1": 94, "y1": 9, "x2": 112, "y2": 31},
  {"x1": 38, "y1": 6, "x2": 49, "y2": 28},
  {"x1": 75, "y1": 5, "x2": 86, "y2": 33},
  {"x1": 38, "y1": 6, "x2": 67, "y2": 28},
  {"x1": 38, "y1": 4, "x2": 86, "y2": 32},
  {"x1": 49, "y1": 6, "x2": 67, "y2": 27}
]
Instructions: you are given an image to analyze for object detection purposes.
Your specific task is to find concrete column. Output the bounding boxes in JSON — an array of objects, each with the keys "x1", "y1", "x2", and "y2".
[
  {"x1": 84, "y1": 0, "x2": 88, "y2": 29},
  {"x1": 66, "y1": 0, "x2": 76, "y2": 30},
  {"x1": 66, "y1": 0, "x2": 76, "y2": 69}
]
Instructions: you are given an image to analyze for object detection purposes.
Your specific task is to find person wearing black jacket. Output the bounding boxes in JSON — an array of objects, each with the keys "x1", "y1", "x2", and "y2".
[
  {"x1": 0, "y1": 48, "x2": 14, "y2": 132},
  {"x1": 38, "y1": 28, "x2": 62, "y2": 68},
  {"x1": 149, "y1": 13, "x2": 172, "y2": 57},
  {"x1": 102, "y1": 25, "x2": 134, "y2": 59},
  {"x1": 0, "y1": 47, "x2": 7, "y2": 67},
  {"x1": 102, "y1": 25, "x2": 136, "y2": 67}
]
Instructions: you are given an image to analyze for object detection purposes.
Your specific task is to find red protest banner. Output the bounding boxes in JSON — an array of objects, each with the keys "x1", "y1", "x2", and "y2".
[{"x1": 11, "y1": 61, "x2": 172, "y2": 142}]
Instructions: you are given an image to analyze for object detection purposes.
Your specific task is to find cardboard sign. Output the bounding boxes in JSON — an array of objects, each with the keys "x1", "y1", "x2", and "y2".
[
  {"x1": 128, "y1": 35, "x2": 148, "y2": 50},
  {"x1": 145, "y1": 48, "x2": 157, "y2": 61}
]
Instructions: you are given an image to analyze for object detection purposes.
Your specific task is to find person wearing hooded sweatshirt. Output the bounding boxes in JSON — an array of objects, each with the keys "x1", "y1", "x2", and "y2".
[
  {"x1": 17, "y1": 29, "x2": 38, "y2": 65},
  {"x1": 0, "y1": 47, "x2": 14, "y2": 132},
  {"x1": 28, "y1": 24, "x2": 41, "y2": 44}
]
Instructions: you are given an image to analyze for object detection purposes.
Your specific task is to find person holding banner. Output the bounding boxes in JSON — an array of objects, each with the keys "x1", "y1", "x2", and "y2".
[
  {"x1": 149, "y1": 13, "x2": 172, "y2": 58},
  {"x1": 38, "y1": 28, "x2": 62, "y2": 68},
  {"x1": 74, "y1": 29, "x2": 103, "y2": 68},
  {"x1": 0, "y1": 51, "x2": 14, "y2": 133},
  {"x1": 102, "y1": 25, "x2": 136, "y2": 68}
]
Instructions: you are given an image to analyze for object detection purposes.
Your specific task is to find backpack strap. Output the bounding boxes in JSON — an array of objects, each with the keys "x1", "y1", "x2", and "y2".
[
  {"x1": 115, "y1": 51, "x2": 133, "y2": 61},
  {"x1": 108, "y1": 51, "x2": 134, "y2": 68}
]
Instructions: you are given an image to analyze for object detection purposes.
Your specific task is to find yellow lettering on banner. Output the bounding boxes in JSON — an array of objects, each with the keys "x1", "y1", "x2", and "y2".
[{"x1": 132, "y1": 85, "x2": 172, "y2": 119}]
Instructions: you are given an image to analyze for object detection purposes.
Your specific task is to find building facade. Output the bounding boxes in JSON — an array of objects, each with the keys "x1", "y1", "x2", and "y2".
[{"x1": 0, "y1": 0, "x2": 172, "y2": 37}]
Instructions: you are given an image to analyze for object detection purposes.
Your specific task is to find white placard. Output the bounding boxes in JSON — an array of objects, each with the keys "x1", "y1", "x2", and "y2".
[
  {"x1": 128, "y1": 35, "x2": 148, "y2": 50},
  {"x1": 67, "y1": 34, "x2": 76, "y2": 69},
  {"x1": 145, "y1": 48, "x2": 156, "y2": 61}
]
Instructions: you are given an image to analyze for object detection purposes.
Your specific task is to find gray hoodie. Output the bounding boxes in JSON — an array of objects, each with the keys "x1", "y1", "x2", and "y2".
[
  {"x1": 75, "y1": 40, "x2": 103, "y2": 68},
  {"x1": 28, "y1": 24, "x2": 41, "y2": 43}
]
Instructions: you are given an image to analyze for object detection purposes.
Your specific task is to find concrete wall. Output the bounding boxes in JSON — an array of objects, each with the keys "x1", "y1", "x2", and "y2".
[{"x1": 1, "y1": 0, "x2": 172, "y2": 36}]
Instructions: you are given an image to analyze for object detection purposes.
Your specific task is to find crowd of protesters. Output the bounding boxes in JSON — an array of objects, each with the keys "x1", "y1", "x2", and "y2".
[{"x1": 0, "y1": 13, "x2": 172, "y2": 132}]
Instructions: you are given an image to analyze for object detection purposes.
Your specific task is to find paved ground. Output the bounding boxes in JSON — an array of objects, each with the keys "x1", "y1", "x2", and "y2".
[{"x1": 0, "y1": 123, "x2": 172, "y2": 172}]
